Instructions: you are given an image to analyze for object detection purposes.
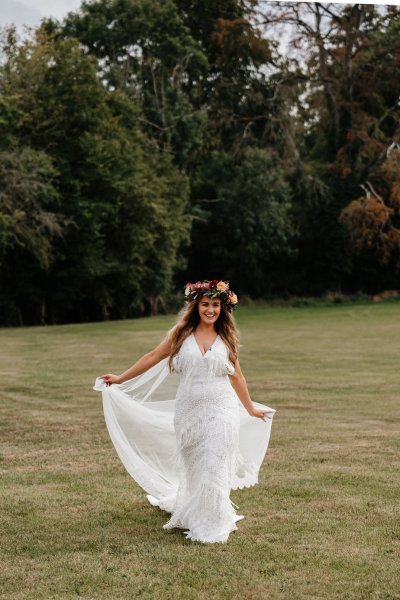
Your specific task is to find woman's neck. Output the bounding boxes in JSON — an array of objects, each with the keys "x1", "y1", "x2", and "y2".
[{"x1": 195, "y1": 322, "x2": 216, "y2": 334}]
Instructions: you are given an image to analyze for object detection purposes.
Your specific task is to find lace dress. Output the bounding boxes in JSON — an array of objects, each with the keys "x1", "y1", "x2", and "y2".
[
  {"x1": 159, "y1": 333, "x2": 242, "y2": 542},
  {"x1": 93, "y1": 333, "x2": 275, "y2": 544}
]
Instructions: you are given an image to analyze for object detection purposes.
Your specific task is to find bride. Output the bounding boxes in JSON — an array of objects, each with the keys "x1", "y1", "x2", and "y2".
[{"x1": 94, "y1": 280, "x2": 275, "y2": 544}]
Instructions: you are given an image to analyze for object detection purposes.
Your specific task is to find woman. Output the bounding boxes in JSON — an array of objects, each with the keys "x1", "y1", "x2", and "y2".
[{"x1": 94, "y1": 280, "x2": 275, "y2": 544}]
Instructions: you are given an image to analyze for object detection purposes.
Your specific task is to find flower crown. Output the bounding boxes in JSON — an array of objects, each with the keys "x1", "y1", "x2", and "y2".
[{"x1": 184, "y1": 280, "x2": 238, "y2": 312}]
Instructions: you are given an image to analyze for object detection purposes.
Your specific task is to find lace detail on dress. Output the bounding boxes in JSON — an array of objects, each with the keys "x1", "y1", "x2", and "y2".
[{"x1": 164, "y1": 334, "x2": 242, "y2": 543}]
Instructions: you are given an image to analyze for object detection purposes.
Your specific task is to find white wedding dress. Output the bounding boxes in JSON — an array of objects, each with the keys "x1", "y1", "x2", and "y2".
[{"x1": 94, "y1": 333, "x2": 275, "y2": 544}]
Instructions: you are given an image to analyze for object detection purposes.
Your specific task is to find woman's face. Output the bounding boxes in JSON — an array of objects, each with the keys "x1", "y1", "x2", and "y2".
[{"x1": 198, "y1": 295, "x2": 221, "y2": 326}]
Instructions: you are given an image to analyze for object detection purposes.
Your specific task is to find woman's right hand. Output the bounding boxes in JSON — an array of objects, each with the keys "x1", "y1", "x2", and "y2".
[{"x1": 100, "y1": 373, "x2": 121, "y2": 386}]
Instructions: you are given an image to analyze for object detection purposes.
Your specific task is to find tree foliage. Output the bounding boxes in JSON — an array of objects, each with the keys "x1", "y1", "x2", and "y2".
[
  {"x1": 45, "y1": 0, "x2": 208, "y2": 168},
  {"x1": 188, "y1": 149, "x2": 295, "y2": 295},
  {"x1": 261, "y1": 2, "x2": 400, "y2": 292},
  {"x1": 0, "y1": 27, "x2": 189, "y2": 324},
  {"x1": 339, "y1": 146, "x2": 400, "y2": 288},
  {"x1": 1, "y1": 1, "x2": 400, "y2": 325},
  {"x1": 0, "y1": 148, "x2": 63, "y2": 268}
]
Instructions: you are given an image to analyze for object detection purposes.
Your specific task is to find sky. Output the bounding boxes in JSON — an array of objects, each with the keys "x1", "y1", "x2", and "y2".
[
  {"x1": 0, "y1": 0, "x2": 83, "y2": 32},
  {"x1": 0, "y1": 0, "x2": 397, "y2": 34}
]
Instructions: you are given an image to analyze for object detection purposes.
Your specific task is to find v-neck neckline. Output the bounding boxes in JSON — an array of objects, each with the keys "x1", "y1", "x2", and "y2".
[{"x1": 191, "y1": 332, "x2": 219, "y2": 357}]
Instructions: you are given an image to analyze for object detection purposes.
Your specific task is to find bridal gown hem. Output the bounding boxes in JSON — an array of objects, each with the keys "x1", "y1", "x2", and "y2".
[{"x1": 94, "y1": 332, "x2": 275, "y2": 544}]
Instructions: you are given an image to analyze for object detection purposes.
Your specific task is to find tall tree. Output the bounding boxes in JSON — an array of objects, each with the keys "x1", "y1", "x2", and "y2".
[
  {"x1": 0, "y1": 146, "x2": 64, "y2": 324},
  {"x1": 339, "y1": 145, "x2": 400, "y2": 291},
  {"x1": 260, "y1": 2, "x2": 400, "y2": 293},
  {"x1": 187, "y1": 148, "x2": 295, "y2": 295},
  {"x1": 0, "y1": 28, "x2": 190, "y2": 324},
  {"x1": 174, "y1": 0, "x2": 279, "y2": 153},
  {"x1": 45, "y1": 0, "x2": 208, "y2": 169}
]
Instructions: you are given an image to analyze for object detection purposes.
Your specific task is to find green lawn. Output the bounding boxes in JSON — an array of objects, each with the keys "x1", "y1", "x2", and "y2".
[{"x1": 1, "y1": 302, "x2": 399, "y2": 599}]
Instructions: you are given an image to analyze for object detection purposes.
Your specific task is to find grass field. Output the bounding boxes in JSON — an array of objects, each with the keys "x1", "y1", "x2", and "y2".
[{"x1": 1, "y1": 302, "x2": 399, "y2": 600}]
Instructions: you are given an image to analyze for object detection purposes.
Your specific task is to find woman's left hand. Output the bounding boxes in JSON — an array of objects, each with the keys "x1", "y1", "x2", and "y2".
[{"x1": 251, "y1": 408, "x2": 272, "y2": 421}]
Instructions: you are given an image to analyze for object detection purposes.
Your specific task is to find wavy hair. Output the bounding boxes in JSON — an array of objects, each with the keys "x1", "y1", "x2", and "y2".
[{"x1": 167, "y1": 296, "x2": 240, "y2": 370}]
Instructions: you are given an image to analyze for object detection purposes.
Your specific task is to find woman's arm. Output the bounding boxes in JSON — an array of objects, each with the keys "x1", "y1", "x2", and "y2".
[
  {"x1": 101, "y1": 336, "x2": 172, "y2": 385},
  {"x1": 229, "y1": 359, "x2": 271, "y2": 421}
]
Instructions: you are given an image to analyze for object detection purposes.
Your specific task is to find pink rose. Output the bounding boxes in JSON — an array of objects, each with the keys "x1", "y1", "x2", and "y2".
[
  {"x1": 229, "y1": 293, "x2": 238, "y2": 304},
  {"x1": 216, "y1": 281, "x2": 228, "y2": 292}
]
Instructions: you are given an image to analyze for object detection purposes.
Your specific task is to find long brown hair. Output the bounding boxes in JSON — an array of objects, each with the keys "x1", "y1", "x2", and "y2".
[{"x1": 167, "y1": 296, "x2": 240, "y2": 370}]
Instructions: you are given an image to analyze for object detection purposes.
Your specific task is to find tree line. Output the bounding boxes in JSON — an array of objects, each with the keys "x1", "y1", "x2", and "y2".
[{"x1": 1, "y1": 1, "x2": 399, "y2": 325}]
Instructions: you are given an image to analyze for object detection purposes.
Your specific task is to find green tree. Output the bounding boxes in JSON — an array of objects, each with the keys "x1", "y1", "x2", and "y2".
[
  {"x1": 0, "y1": 147, "x2": 65, "y2": 324},
  {"x1": 45, "y1": 0, "x2": 208, "y2": 169},
  {"x1": 261, "y1": 2, "x2": 400, "y2": 293},
  {"x1": 0, "y1": 148, "x2": 62, "y2": 269},
  {"x1": 187, "y1": 149, "x2": 295, "y2": 295},
  {"x1": 174, "y1": 0, "x2": 279, "y2": 154},
  {"x1": 0, "y1": 29, "x2": 190, "y2": 324}
]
